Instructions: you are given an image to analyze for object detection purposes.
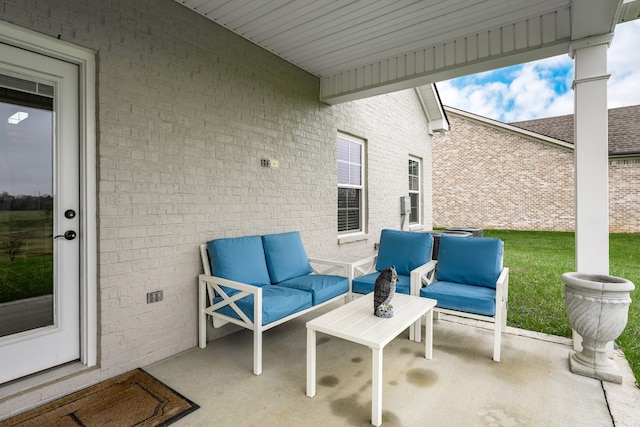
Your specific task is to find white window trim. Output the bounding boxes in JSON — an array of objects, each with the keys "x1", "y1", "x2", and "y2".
[
  {"x1": 337, "y1": 133, "x2": 366, "y2": 236},
  {"x1": 0, "y1": 21, "x2": 97, "y2": 371},
  {"x1": 409, "y1": 156, "x2": 422, "y2": 226}
]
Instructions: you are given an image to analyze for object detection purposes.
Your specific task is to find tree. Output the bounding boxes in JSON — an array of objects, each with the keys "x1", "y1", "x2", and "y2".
[{"x1": 3, "y1": 234, "x2": 26, "y2": 261}]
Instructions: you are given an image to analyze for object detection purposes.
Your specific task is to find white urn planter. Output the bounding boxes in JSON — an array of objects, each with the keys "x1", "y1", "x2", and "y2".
[{"x1": 562, "y1": 272, "x2": 635, "y2": 384}]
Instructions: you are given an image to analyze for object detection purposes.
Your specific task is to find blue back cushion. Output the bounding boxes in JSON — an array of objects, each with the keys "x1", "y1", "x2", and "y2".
[
  {"x1": 207, "y1": 236, "x2": 271, "y2": 286},
  {"x1": 375, "y1": 229, "x2": 433, "y2": 276},
  {"x1": 262, "y1": 231, "x2": 312, "y2": 284},
  {"x1": 436, "y1": 234, "x2": 503, "y2": 288}
]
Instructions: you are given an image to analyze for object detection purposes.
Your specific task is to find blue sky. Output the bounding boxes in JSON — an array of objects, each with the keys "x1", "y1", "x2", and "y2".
[{"x1": 437, "y1": 19, "x2": 640, "y2": 123}]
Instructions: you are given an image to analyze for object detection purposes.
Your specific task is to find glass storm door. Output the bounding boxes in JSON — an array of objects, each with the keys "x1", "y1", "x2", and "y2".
[{"x1": 0, "y1": 43, "x2": 80, "y2": 384}]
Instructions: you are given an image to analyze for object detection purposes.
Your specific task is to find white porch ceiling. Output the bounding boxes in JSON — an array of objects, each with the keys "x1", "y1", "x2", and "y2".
[{"x1": 176, "y1": 0, "x2": 640, "y2": 104}]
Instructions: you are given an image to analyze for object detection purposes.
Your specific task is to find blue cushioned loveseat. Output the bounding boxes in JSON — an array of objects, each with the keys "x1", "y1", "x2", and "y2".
[{"x1": 198, "y1": 231, "x2": 351, "y2": 375}]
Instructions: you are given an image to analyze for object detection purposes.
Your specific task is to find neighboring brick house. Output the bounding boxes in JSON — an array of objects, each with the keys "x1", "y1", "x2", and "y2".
[{"x1": 432, "y1": 105, "x2": 640, "y2": 233}]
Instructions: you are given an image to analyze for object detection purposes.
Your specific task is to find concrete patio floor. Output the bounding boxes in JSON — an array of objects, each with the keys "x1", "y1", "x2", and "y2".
[{"x1": 146, "y1": 301, "x2": 639, "y2": 426}]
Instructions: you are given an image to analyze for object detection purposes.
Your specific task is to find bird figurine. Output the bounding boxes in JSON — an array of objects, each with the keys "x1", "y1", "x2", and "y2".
[{"x1": 373, "y1": 265, "x2": 397, "y2": 318}]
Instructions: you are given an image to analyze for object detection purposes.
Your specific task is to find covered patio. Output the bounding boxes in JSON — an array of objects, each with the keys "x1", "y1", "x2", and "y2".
[
  {"x1": 2, "y1": 0, "x2": 640, "y2": 422},
  {"x1": 145, "y1": 301, "x2": 639, "y2": 426}
]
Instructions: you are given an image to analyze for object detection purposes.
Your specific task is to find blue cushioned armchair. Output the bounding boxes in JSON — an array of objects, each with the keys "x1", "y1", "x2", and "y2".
[
  {"x1": 351, "y1": 229, "x2": 435, "y2": 339},
  {"x1": 412, "y1": 234, "x2": 509, "y2": 361}
]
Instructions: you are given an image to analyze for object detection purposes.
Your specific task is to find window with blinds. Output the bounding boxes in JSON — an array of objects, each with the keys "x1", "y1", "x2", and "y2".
[
  {"x1": 337, "y1": 134, "x2": 364, "y2": 234},
  {"x1": 408, "y1": 157, "x2": 421, "y2": 224}
]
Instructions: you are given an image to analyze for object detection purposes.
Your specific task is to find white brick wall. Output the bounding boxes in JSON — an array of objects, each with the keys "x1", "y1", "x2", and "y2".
[{"x1": 0, "y1": 0, "x2": 433, "y2": 416}]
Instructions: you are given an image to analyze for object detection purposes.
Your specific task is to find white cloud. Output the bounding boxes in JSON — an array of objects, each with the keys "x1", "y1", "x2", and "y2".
[
  {"x1": 437, "y1": 80, "x2": 506, "y2": 121},
  {"x1": 438, "y1": 61, "x2": 574, "y2": 122},
  {"x1": 608, "y1": 20, "x2": 640, "y2": 109},
  {"x1": 438, "y1": 19, "x2": 640, "y2": 122}
]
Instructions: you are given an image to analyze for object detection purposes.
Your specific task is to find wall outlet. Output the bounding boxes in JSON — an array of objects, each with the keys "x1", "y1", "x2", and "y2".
[{"x1": 146, "y1": 290, "x2": 163, "y2": 303}]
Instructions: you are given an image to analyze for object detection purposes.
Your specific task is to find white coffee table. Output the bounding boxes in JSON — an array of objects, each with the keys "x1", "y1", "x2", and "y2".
[{"x1": 306, "y1": 293, "x2": 437, "y2": 426}]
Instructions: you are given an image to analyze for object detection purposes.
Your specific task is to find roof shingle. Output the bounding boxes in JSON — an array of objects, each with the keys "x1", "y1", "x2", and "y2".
[{"x1": 510, "y1": 105, "x2": 640, "y2": 155}]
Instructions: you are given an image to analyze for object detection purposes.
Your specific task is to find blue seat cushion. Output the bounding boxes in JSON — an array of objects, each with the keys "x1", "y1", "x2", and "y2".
[
  {"x1": 213, "y1": 285, "x2": 312, "y2": 325},
  {"x1": 352, "y1": 272, "x2": 411, "y2": 295},
  {"x1": 436, "y1": 234, "x2": 503, "y2": 289},
  {"x1": 420, "y1": 280, "x2": 496, "y2": 316},
  {"x1": 262, "y1": 232, "x2": 312, "y2": 284},
  {"x1": 376, "y1": 229, "x2": 433, "y2": 275},
  {"x1": 277, "y1": 274, "x2": 349, "y2": 305},
  {"x1": 207, "y1": 235, "x2": 271, "y2": 286}
]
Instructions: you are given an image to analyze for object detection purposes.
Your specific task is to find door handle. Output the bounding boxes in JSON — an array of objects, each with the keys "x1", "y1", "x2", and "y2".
[{"x1": 53, "y1": 230, "x2": 77, "y2": 240}]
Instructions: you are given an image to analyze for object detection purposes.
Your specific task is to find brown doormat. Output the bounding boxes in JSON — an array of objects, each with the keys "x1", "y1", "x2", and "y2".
[{"x1": 1, "y1": 368, "x2": 199, "y2": 427}]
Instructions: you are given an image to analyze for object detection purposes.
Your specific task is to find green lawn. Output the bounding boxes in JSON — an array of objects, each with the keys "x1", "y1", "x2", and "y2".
[
  {"x1": 1, "y1": 209, "x2": 54, "y2": 303},
  {"x1": 0, "y1": 256, "x2": 53, "y2": 303},
  {"x1": 484, "y1": 230, "x2": 640, "y2": 387}
]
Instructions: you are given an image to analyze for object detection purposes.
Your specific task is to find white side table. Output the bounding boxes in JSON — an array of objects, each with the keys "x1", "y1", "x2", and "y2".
[{"x1": 306, "y1": 293, "x2": 436, "y2": 426}]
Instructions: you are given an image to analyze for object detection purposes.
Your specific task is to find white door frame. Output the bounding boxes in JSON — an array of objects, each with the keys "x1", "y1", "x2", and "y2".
[
  {"x1": 0, "y1": 44, "x2": 81, "y2": 382},
  {"x1": 0, "y1": 21, "x2": 97, "y2": 370}
]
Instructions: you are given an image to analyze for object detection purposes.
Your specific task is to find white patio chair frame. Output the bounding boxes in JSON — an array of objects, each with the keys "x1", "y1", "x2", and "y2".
[{"x1": 412, "y1": 260, "x2": 509, "y2": 361}]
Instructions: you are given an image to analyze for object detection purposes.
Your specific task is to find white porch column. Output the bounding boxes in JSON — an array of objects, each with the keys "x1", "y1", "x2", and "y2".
[
  {"x1": 570, "y1": 36, "x2": 612, "y2": 274},
  {"x1": 569, "y1": 36, "x2": 612, "y2": 353}
]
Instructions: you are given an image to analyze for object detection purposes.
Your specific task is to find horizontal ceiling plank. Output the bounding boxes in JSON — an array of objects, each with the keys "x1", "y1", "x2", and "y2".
[
  {"x1": 320, "y1": 29, "x2": 571, "y2": 104},
  {"x1": 282, "y1": 1, "x2": 570, "y2": 75},
  {"x1": 176, "y1": 0, "x2": 573, "y2": 78},
  {"x1": 619, "y1": 0, "x2": 640, "y2": 22},
  {"x1": 228, "y1": 0, "x2": 323, "y2": 40},
  {"x1": 272, "y1": 1, "x2": 439, "y2": 59},
  {"x1": 252, "y1": 0, "x2": 401, "y2": 47},
  {"x1": 309, "y1": 7, "x2": 570, "y2": 77},
  {"x1": 174, "y1": 0, "x2": 636, "y2": 105},
  {"x1": 196, "y1": 0, "x2": 236, "y2": 17}
]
